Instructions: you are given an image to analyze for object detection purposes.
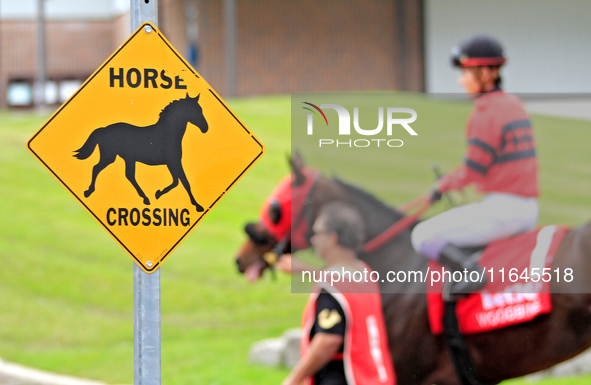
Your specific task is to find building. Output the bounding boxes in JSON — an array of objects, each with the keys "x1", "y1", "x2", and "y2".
[
  {"x1": 0, "y1": 0, "x2": 425, "y2": 108},
  {"x1": 0, "y1": 0, "x2": 130, "y2": 108},
  {"x1": 181, "y1": 0, "x2": 425, "y2": 98},
  {"x1": 1, "y1": 0, "x2": 589, "y2": 108},
  {"x1": 425, "y1": 0, "x2": 591, "y2": 94}
]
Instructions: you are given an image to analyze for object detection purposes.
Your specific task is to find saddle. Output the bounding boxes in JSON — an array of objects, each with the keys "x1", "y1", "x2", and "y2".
[
  {"x1": 428, "y1": 225, "x2": 569, "y2": 385},
  {"x1": 428, "y1": 225, "x2": 569, "y2": 335}
]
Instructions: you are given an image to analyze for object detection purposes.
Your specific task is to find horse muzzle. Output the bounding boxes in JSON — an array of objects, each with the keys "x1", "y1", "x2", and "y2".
[{"x1": 235, "y1": 257, "x2": 244, "y2": 273}]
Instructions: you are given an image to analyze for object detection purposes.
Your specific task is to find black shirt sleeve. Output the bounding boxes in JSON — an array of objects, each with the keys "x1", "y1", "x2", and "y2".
[{"x1": 313, "y1": 289, "x2": 346, "y2": 337}]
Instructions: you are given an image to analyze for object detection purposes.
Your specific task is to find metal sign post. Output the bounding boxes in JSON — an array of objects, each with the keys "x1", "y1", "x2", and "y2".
[
  {"x1": 28, "y1": 1, "x2": 264, "y2": 383},
  {"x1": 134, "y1": 264, "x2": 160, "y2": 384},
  {"x1": 36, "y1": 0, "x2": 46, "y2": 107},
  {"x1": 131, "y1": 2, "x2": 160, "y2": 385},
  {"x1": 223, "y1": 0, "x2": 236, "y2": 97}
]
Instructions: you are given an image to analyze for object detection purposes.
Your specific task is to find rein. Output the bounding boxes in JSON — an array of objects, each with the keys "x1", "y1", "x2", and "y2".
[{"x1": 363, "y1": 194, "x2": 432, "y2": 253}]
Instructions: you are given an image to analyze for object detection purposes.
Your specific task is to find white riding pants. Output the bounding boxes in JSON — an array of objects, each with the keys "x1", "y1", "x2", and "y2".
[{"x1": 411, "y1": 193, "x2": 539, "y2": 255}]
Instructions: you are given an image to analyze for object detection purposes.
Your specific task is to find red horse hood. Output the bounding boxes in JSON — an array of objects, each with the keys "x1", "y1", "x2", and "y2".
[{"x1": 258, "y1": 168, "x2": 320, "y2": 250}]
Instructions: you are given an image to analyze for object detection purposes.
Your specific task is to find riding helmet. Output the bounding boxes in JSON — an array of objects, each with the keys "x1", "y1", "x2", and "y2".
[{"x1": 451, "y1": 35, "x2": 507, "y2": 68}]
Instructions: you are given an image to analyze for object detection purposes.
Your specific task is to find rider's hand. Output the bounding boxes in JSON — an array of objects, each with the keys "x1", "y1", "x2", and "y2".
[
  {"x1": 429, "y1": 188, "x2": 443, "y2": 203},
  {"x1": 275, "y1": 254, "x2": 292, "y2": 273}
]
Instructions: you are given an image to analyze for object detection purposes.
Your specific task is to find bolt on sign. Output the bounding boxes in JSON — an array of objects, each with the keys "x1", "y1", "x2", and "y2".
[{"x1": 27, "y1": 23, "x2": 265, "y2": 273}]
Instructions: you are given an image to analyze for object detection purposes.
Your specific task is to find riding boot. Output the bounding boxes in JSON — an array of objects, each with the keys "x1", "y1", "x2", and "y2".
[{"x1": 438, "y1": 243, "x2": 487, "y2": 296}]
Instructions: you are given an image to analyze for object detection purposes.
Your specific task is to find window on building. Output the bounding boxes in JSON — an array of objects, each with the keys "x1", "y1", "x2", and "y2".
[
  {"x1": 59, "y1": 80, "x2": 83, "y2": 103},
  {"x1": 7, "y1": 82, "x2": 33, "y2": 106}
]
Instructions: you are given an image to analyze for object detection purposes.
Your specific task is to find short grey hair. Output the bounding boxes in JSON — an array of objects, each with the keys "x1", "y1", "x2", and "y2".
[{"x1": 318, "y1": 202, "x2": 365, "y2": 251}]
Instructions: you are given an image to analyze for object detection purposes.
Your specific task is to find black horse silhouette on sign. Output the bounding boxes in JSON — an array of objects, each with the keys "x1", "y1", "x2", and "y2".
[{"x1": 74, "y1": 93, "x2": 208, "y2": 212}]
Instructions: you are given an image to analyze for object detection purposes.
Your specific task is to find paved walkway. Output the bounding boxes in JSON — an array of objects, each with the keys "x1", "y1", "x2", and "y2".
[
  {"x1": 0, "y1": 359, "x2": 108, "y2": 385},
  {"x1": 525, "y1": 98, "x2": 591, "y2": 121}
]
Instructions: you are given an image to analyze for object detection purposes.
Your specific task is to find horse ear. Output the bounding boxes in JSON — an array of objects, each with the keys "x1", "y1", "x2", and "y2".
[
  {"x1": 186, "y1": 92, "x2": 189, "y2": 99},
  {"x1": 195, "y1": 94, "x2": 200, "y2": 102},
  {"x1": 290, "y1": 152, "x2": 306, "y2": 187}
]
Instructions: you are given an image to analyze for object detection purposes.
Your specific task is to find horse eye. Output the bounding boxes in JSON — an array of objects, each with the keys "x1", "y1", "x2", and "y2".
[{"x1": 268, "y1": 199, "x2": 282, "y2": 224}]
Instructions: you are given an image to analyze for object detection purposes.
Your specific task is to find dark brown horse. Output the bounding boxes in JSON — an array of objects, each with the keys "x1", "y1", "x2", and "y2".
[{"x1": 235, "y1": 157, "x2": 591, "y2": 385}]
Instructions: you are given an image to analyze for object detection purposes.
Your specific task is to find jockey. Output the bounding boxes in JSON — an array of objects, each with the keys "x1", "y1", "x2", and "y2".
[{"x1": 411, "y1": 35, "x2": 539, "y2": 294}]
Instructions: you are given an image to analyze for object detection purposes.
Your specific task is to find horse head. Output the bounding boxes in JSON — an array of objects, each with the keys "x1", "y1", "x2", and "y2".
[
  {"x1": 235, "y1": 221, "x2": 290, "y2": 281},
  {"x1": 185, "y1": 93, "x2": 208, "y2": 133},
  {"x1": 235, "y1": 154, "x2": 323, "y2": 281}
]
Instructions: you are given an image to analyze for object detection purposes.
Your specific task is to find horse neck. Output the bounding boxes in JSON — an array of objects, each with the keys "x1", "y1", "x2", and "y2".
[
  {"x1": 156, "y1": 113, "x2": 189, "y2": 138},
  {"x1": 313, "y1": 178, "x2": 427, "y2": 293},
  {"x1": 329, "y1": 179, "x2": 406, "y2": 238},
  {"x1": 310, "y1": 178, "x2": 349, "y2": 209},
  {"x1": 579, "y1": 221, "x2": 591, "y2": 250}
]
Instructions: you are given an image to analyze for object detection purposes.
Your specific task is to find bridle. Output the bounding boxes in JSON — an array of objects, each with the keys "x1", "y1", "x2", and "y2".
[
  {"x1": 255, "y1": 171, "x2": 433, "y2": 267},
  {"x1": 257, "y1": 168, "x2": 322, "y2": 268}
]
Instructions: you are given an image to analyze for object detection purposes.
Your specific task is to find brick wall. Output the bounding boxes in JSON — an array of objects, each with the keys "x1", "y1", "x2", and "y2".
[
  {"x1": 0, "y1": 0, "x2": 424, "y2": 107},
  {"x1": 159, "y1": 0, "x2": 188, "y2": 55},
  {"x1": 0, "y1": 19, "x2": 122, "y2": 107},
  {"x1": 112, "y1": 12, "x2": 131, "y2": 48},
  {"x1": 191, "y1": 0, "x2": 424, "y2": 98}
]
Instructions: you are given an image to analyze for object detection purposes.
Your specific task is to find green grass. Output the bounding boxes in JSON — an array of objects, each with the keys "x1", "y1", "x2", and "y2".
[
  {"x1": 506, "y1": 374, "x2": 591, "y2": 385},
  {"x1": 0, "y1": 94, "x2": 590, "y2": 384},
  {"x1": 0, "y1": 101, "x2": 301, "y2": 384}
]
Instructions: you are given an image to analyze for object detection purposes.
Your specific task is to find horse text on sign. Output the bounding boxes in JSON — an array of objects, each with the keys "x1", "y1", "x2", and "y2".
[{"x1": 27, "y1": 23, "x2": 265, "y2": 273}]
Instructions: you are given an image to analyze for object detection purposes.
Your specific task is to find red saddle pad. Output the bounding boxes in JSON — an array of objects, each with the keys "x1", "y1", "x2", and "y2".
[{"x1": 427, "y1": 225, "x2": 569, "y2": 335}]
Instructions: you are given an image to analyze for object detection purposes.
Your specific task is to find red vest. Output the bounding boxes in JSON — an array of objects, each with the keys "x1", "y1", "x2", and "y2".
[
  {"x1": 301, "y1": 267, "x2": 396, "y2": 385},
  {"x1": 439, "y1": 91, "x2": 539, "y2": 197}
]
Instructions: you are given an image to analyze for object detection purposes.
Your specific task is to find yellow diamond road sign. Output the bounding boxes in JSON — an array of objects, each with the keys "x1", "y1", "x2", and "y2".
[{"x1": 27, "y1": 23, "x2": 265, "y2": 273}]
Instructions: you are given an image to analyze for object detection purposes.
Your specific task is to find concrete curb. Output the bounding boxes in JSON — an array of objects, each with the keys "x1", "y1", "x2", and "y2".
[
  {"x1": 525, "y1": 348, "x2": 591, "y2": 381},
  {"x1": 0, "y1": 358, "x2": 110, "y2": 385},
  {"x1": 248, "y1": 328, "x2": 302, "y2": 369},
  {"x1": 249, "y1": 330, "x2": 591, "y2": 381}
]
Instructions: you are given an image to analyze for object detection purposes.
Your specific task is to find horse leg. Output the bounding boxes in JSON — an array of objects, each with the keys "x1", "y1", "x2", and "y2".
[
  {"x1": 384, "y1": 294, "x2": 461, "y2": 385},
  {"x1": 85, "y1": 151, "x2": 116, "y2": 198},
  {"x1": 155, "y1": 175, "x2": 179, "y2": 200},
  {"x1": 171, "y1": 163, "x2": 203, "y2": 212},
  {"x1": 124, "y1": 160, "x2": 150, "y2": 205},
  {"x1": 420, "y1": 363, "x2": 461, "y2": 385}
]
